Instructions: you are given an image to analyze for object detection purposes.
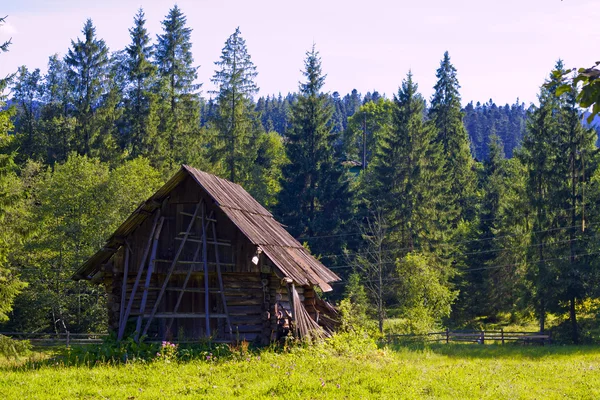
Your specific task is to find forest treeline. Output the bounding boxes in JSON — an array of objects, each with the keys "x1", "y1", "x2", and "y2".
[{"x1": 1, "y1": 7, "x2": 599, "y2": 344}]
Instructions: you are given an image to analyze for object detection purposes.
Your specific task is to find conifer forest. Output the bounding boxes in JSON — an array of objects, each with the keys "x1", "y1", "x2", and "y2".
[{"x1": 2, "y1": 5, "x2": 600, "y2": 346}]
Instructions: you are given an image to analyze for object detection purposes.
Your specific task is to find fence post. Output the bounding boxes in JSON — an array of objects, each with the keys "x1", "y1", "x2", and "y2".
[
  {"x1": 501, "y1": 328, "x2": 504, "y2": 345},
  {"x1": 66, "y1": 330, "x2": 70, "y2": 347},
  {"x1": 445, "y1": 328, "x2": 449, "y2": 344},
  {"x1": 480, "y1": 330, "x2": 484, "y2": 345}
]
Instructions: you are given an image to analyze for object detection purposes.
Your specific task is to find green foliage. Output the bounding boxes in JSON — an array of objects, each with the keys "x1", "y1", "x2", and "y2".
[
  {"x1": 517, "y1": 60, "x2": 599, "y2": 342},
  {"x1": 396, "y1": 252, "x2": 457, "y2": 334},
  {"x1": 65, "y1": 19, "x2": 113, "y2": 157},
  {"x1": 154, "y1": 5, "x2": 201, "y2": 170},
  {"x1": 210, "y1": 27, "x2": 260, "y2": 184},
  {"x1": 338, "y1": 274, "x2": 372, "y2": 333},
  {"x1": 342, "y1": 98, "x2": 393, "y2": 165},
  {"x1": 551, "y1": 61, "x2": 600, "y2": 122},
  {"x1": 5, "y1": 155, "x2": 163, "y2": 333},
  {"x1": 430, "y1": 51, "x2": 477, "y2": 222},
  {"x1": 276, "y1": 45, "x2": 352, "y2": 256},
  {"x1": 121, "y1": 8, "x2": 158, "y2": 159},
  {"x1": 0, "y1": 335, "x2": 30, "y2": 358},
  {"x1": 4, "y1": 344, "x2": 600, "y2": 398},
  {"x1": 0, "y1": 18, "x2": 27, "y2": 323}
]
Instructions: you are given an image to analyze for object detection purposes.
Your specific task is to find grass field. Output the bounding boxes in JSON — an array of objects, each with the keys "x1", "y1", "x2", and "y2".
[{"x1": 1, "y1": 339, "x2": 600, "y2": 399}]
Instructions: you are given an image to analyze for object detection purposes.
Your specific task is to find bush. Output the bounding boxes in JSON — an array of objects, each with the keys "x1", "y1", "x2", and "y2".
[{"x1": 0, "y1": 335, "x2": 31, "y2": 358}]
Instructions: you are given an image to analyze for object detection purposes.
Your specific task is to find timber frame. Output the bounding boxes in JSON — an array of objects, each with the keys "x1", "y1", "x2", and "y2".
[{"x1": 73, "y1": 166, "x2": 340, "y2": 344}]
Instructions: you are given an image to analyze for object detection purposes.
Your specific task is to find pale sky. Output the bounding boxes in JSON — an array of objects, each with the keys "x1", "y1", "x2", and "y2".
[{"x1": 0, "y1": 0, "x2": 598, "y2": 106}]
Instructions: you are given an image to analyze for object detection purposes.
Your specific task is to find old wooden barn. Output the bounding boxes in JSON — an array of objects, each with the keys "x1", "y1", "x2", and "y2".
[{"x1": 72, "y1": 166, "x2": 339, "y2": 344}]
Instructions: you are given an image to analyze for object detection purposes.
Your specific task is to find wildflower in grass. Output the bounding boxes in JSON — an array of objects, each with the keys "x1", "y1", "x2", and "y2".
[{"x1": 156, "y1": 341, "x2": 178, "y2": 362}]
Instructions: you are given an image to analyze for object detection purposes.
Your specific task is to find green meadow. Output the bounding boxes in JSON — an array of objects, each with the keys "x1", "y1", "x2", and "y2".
[{"x1": 1, "y1": 341, "x2": 599, "y2": 399}]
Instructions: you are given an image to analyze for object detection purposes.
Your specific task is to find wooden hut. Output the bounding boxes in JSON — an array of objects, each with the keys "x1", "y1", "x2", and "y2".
[{"x1": 72, "y1": 165, "x2": 340, "y2": 344}]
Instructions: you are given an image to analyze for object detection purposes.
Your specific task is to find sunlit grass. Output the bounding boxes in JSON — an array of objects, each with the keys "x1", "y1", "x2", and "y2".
[{"x1": 1, "y1": 340, "x2": 599, "y2": 399}]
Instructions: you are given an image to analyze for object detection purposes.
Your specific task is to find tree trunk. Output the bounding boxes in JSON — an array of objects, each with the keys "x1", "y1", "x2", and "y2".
[{"x1": 570, "y1": 296, "x2": 579, "y2": 344}]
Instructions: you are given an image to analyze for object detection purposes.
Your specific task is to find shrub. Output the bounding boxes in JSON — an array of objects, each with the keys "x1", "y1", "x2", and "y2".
[{"x1": 0, "y1": 335, "x2": 31, "y2": 358}]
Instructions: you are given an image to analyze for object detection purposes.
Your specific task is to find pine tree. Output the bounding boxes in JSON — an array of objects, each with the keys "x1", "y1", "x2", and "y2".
[
  {"x1": 64, "y1": 19, "x2": 110, "y2": 156},
  {"x1": 276, "y1": 45, "x2": 351, "y2": 255},
  {"x1": 430, "y1": 51, "x2": 476, "y2": 222},
  {"x1": 11, "y1": 66, "x2": 44, "y2": 162},
  {"x1": 122, "y1": 8, "x2": 158, "y2": 158},
  {"x1": 39, "y1": 55, "x2": 74, "y2": 164},
  {"x1": 555, "y1": 78, "x2": 598, "y2": 343},
  {"x1": 519, "y1": 61, "x2": 567, "y2": 333},
  {"x1": 210, "y1": 27, "x2": 260, "y2": 184},
  {"x1": 154, "y1": 5, "x2": 201, "y2": 169},
  {"x1": 0, "y1": 16, "x2": 26, "y2": 321},
  {"x1": 356, "y1": 72, "x2": 456, "y2": 332}
]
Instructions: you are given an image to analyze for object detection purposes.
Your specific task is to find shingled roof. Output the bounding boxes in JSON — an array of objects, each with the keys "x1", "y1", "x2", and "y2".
[{"x1": 73, "y1": 165, "x2": 340, "y2": 291}]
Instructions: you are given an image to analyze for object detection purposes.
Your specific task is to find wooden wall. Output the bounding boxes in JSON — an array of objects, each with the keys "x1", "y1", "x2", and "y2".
[{"x1": 103, "y1": 175, "x2": 323, "y2": 344}]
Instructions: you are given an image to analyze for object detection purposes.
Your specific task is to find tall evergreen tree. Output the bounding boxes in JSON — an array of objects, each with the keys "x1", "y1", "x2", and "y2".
[
  {"x1": 64, "y1": 19, "x2": 110, "y2": 156},
  {"x1": 519, "y1": 61, "x2": 567, "y2": 333},
  {"x1": 210, "y1": 27, "x2": 260, "y2": 184},
  {"x1": 0, "y1": 15, "x2": 26, "y2": 321},
  {"x1": 554, "y1": 78, "x2": 598, "y2": 343},
  {"x1": 154, "y1": 5, "x2": 201, "y2": 169},
  {"x1": 11, "y1": 66, "x2": 44, "y2": 162},
  {"x1": 39, "y1": 55, "x2": 74, "y2": 164},
  {"x1": 356, "y1": 73, "x2": 456, "y2": 332},
  {"x1": 276, "y1": 45, "x2": 351, "y2": 255},
  {"x1": 430, "y1": 51, "x2": 476, "y2": 222},
  {"x1": 366, "y1": 71, "x2": 449, "y2": 257},
  {"x1": 122, "y1": 8, "x2": 158, "y2": 159}
]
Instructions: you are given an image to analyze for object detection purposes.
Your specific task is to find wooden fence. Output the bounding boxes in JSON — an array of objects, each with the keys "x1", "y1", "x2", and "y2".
[
  {"x1": 0, "y1": 332, "x2": 108, "y2": 346},
  {"x1": 386, "y1": 329, "x2": 551, "y2": 345}
]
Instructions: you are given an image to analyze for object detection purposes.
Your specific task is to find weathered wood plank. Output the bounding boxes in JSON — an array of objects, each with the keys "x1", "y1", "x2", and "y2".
[
  {"x1": 202, "y1": 204, "x2": 211, "y2": 336},
  {"x1": 141, "y1": 202, "x2": 202, "y2": 338},
  {"x1": 118, "y1": 212, "x2": 160, "y2": 341},
  {"x1": 212, "y1": 219, "x2": 233, "y2": 339},
  {"x1": 117, "y1": 246, "x2": 130, "y2": 333},
  {"x1": 135, "y1": 217, "x2": 165, "y2": 340},
  {"x1": 166, "y1": 210, "x2": 213, "y2": 335}
]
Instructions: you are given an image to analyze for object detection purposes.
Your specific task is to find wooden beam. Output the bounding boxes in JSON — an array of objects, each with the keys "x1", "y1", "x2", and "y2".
[
  {"x1": 153, "y1": 259, "x2": 235, "y2": 267},
  {"x1": 202, "y1": 204, "x2": 211, "y2": 337},
  {"x1": 135, "y1": 217, "x2": 164, "y2": 341},
  {"x1": 138, "y1": 313, "x2": 228, "y2": 319},
  {"x1": 179, "y1": 211, "x2": 217, "y2": 222},
  {"x1": 166, "y1": 210, "x2": 214, "y2": 336},
  {"x1": 174, "y1": 237, "x2": 231, "y2": 247},
  {"x1": 117, "y1": 212, "x2": 160, "y2": 341},
  {"x1": 141, "y1": 202, "x2": 202, "y2": 338},
  {"x1": 212, "y1": 219, "x2": 233, "y2": 339},
  {"x1": 117, "y1": 245, "x2": 130, "y2": 334}
]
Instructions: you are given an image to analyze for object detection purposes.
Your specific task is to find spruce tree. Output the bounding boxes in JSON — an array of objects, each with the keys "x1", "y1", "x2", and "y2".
[
  {"x1": 356, "y1": 73, "x2": 456, "y2": 332},
  {"x1": 12, "y1": 66, "x2": 44, "y2": 162},
  {"x1": 40, "y1": 55, "x2": 74, "y2": 164},
  {"x1": 367, "y1": 72, "x2": 447, "y2": 252},
  {"x1": 519, "y1": 61, "x2": 566, "y2": 333},
  {"x1": 210, "y1": 27, "x2": 260, "y2": 184},
  {"x1": 555, "y1": 78, "x2": 598, "y2": 343},
  {"x1": 0, "y1": 16, "x2": 26, "y2": 321},
  {"x1": 64, "y1": 19, "x2": 110, "y2": 156},
  {"x1": 155, "y1": 5, "x2": 201, "y2": 169},
  {"x1": 276, "y1": 45, "x2": 351, "y2": 255},
  {"x1": 123, "y1": 8, "x2": 158, "y2": 159},
  {"x1": 429, "y1": 51, "x2": 476, "y2": 222}
]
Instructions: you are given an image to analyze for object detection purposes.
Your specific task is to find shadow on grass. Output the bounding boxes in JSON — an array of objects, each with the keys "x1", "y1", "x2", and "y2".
[
  {"x1": 0, "y1": 341, "x2": 277, "y2": 372},
  {"x1": 384, "y1": 342, "x2": 600, "y2": 359}
]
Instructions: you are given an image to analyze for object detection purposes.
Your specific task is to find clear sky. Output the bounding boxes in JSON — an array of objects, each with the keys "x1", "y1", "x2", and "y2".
[{"x1": 0, "y1": 0, "x2": 598, "y2": 106}]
